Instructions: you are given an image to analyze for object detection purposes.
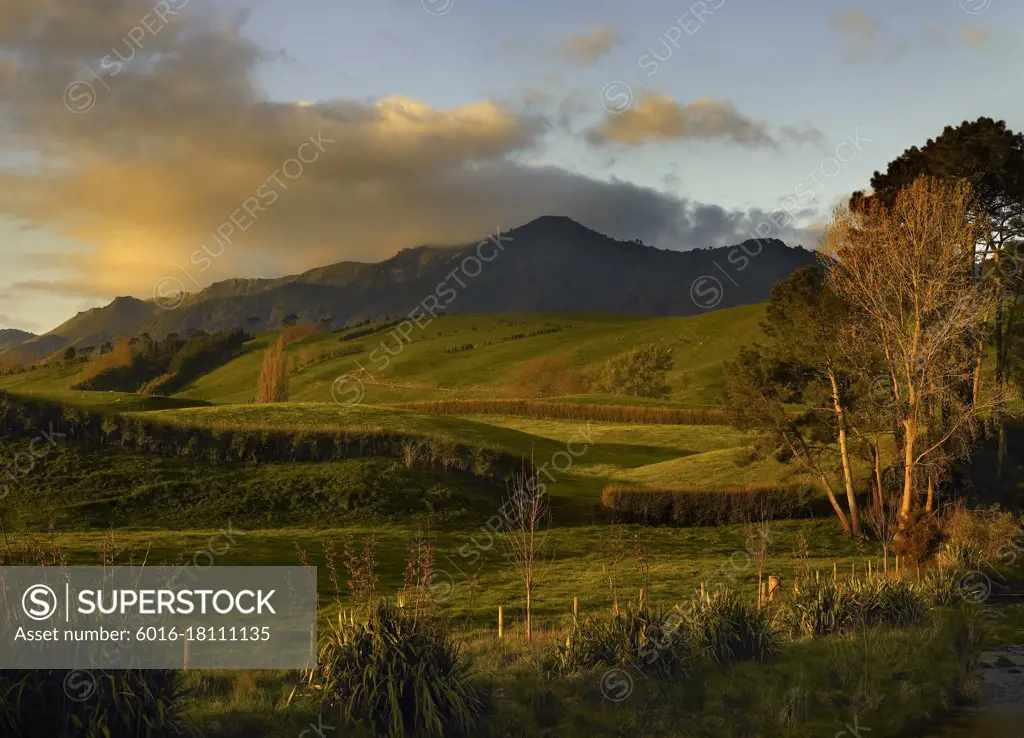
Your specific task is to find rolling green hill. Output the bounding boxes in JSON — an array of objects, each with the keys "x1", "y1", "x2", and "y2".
[{"x1": 1, "y1": 305, "x2": 765, "y2": 408}]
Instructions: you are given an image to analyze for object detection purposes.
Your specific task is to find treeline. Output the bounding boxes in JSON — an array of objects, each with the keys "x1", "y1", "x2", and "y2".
[
  {"x1": 0, "y1": 391, "x2": 522, "y2": 485},
  {"x1": 72, "y1": 330, "x2": 249, "y2": 394},
  {"x1": 389, "y1": 399, "x2": 730, "y2": 425},
  {"x1": 601, "y1": 483, "x2": 815, "y2": 526}
]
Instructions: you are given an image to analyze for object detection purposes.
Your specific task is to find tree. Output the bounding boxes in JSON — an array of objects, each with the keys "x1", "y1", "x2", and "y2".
[
  {"x1": 282, "y1": 313, "x2": 299, "y2": 327},
  {"x1": 725, "y1": 345, "x2": 853, "y2": 533},
  {"x1": 596, "y1": 343, "x2": 674, "y2": 397},
  {"x1": 863, "y1": 471, "x2": 900, "y2": 574},
  {"x1": 852, "y1": 118, "x2": 1024, "y2": 479},
  {"x1": 99, "y1": 340, "x2": 113, "y2": 354},
  {"x1": 503, "y1": 464, "x2": 548, "y2": 641},
  {"x1": 246, "y1": 316, "x2": 262, "y2": 326},
  {"x1": 761, "y1": 267, "x2": 862, "y2": 535},
  {"x1": 825, "y1": 176, "x2": 998, "y2": 519},
  {"x1": 62, "y1": 346, "x2": 77, "y2": 361},
  {"x1": 256, "y1": 337, "x2": 289, "y2": 403}
]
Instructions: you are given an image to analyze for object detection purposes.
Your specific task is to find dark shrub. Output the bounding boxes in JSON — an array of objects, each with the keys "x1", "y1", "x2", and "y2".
[
  {"x1": 301, "y1": 603, "x2": 486, "y2": 738},
  {"x1": 550, "y1": 605, "x2": 693, "y2": 681},
  {"x1": 601, "y1": 484, "x2": 813, "y2": 527},
  {"x1": 390, "y1": 399, "x2": 730, "y2": 426},
  {"x1": 0, "y1": 669, "x2": 189, "y2": 737},
  {"x1": 684, "y1": 591, "x2": 780, "y2": 666},
  {"x1": 781, "y1": 577, "x2": 929, "y2": 638}
]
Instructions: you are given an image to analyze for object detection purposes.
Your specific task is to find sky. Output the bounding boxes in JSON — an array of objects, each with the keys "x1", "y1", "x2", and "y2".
[{"x1": 0, "y1": 0, "x2": 1021, "y2": 334}]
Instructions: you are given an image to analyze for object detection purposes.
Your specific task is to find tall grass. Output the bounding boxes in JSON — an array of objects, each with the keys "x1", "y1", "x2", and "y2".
[
  {"x1": 299, "y1": 603, "x2": 486, "y2": 738},
  {"x1": 0, "y1": 669, "x2": 191, "y2": 738},
  {"x1": 685, "y1": 591, "x2": 781, "y2": 666},
  {"x1": 550, "y1": 604, "x2": 693, "y2": 680},
  {"x1": 781, "y1": 576, "x2": 929, "y2": 638},
  {"x1": 390, "y1": 399, "x2": 730, "y2": 425},
  {"x1": 601, "y1": 484, "x2": 814, "y2": 527}
]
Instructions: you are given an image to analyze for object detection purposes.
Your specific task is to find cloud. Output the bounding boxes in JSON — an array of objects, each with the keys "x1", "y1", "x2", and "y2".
[
  {"x1": 830, "y1": 9, "x2": 880, "y2": 58},
  {"x1": 962, "y1": 25, "x2": 989, "y2": 46},
  {"x1": 831, "y1": 12, "x2": 993, "y2": 60},
  {"x1": 0, "y1": 313, "x2": 40, "y2": 332},
  {"x1": 586, "y1": 94, "x2": 822, "y2": 148},
  {"x1": 561, "y1": 25, "x2": 620, "y2": 64},
  {"x1": 0, "y1": 0, "x2": 818, "y2": 309}
]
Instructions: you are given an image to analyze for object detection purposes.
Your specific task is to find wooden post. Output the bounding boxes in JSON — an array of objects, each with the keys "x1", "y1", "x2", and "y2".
[
  {"x1": 868, "y1": 560, "x2": 873, "y2": 578},
  {"x1": 832, "y1": 561, "x2": 837, "y2": 582},
  {"x1": 639, "y1": 588, "x2": 647, "y2": 608},
  {"x1": 851, "y1": 562, "x2": 856, "y2": 581},
  {"x1": 815, "y1": 569, "x2": 820, "y2": 584},
  {"x1": 896, "y1": 555, "x2": 900, "y2": 577},
  {"x1": 768, "y1": 576, "x2": 780, "y2": 602},
  {"x1": 572, "y1": 596, "x2": 579, "y2": 621},
  {"x1": 498, "y1": 606, "x2": 504, "y2": 640},
  {"x1": 183, "y1": 635, "x2": 190, "y2": 670}
]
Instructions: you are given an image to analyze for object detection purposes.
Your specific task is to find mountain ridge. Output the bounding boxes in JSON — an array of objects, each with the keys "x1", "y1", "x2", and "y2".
[{"x1": 0, "y1": 216, "x2": 816, "y2": 365}]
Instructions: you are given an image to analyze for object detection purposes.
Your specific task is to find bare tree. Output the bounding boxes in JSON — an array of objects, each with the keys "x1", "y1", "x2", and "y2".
[
  {"x1": 863, "y1": 468, "x2": 900, "y2": 574},
  {"x1": 256, "y1": 336, "x2": 290, "y2": 403},
  {"x1": 744, "y1": 500, "x2": 774, "y2": 607},
  {"x1": 503, "y1": 464, "x2": 549, "y2": 641},
  {"x1": 824, "y1": 176, "x2": 999, "y2": 519}
]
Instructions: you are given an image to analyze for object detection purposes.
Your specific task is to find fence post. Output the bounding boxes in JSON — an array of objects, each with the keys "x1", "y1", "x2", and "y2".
[
  {"x1": 572, "y1": 596, "x2": 579, "y2": 622},
  {"x1": 183, "y1": 635, "x2": 189, "y2": 671},
  {"x1": 498, "y1": 606, "x2": 504, "y2": 640},
  {"x1": 768, "y1": 576, "x2": 780, "y2": 602}
]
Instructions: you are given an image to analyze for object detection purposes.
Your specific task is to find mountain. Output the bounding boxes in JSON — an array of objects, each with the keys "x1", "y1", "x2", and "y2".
[
  {"x1": 2, "y1": 216, "x2": 817, "y2": 363},
  {"x1": 0, "y1": 297, "x2": 157, "y2": 365},
  {"x1": 0, "y1": 329, "x2": 36, "y2": 352}
]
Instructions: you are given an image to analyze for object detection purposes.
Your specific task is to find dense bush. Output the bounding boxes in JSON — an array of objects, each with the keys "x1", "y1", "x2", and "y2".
[
  {"x1": 301, "y1": 603, "x2": 486, "y2": 738},
  {"x1": 781, "y1": 576, "x2": 929, "y2": 638},
  {"x1": 938, "y1": 503, "x2": 1022, "y2": 570},
  {"x1": 0, "y1": 391, "x2": 522, "y2": 486},
  {"x1": 595, "y1": 343, "x2": 674, "y2": 398},
  {"x1": 684, "y1": 591, "x2": 780, "y2": 666},
  {"x1": 75, "y1": 331, "x2": 249, "y2": 394},
  {"x1": 0, "y1": 668, "x2": 189, "y2": 738},
  {"x1": 390, "y1": 399, "x2": 730, "y2": 425},
  {"x1": 551, "y1": 605, "x2": 693, "y2": 681},
  {"x1": 141, "y1": 329, "x2": 249, "y2": 395},
  {"x1": 601, "y1": 484, "x2": 814, "y2": 526}
]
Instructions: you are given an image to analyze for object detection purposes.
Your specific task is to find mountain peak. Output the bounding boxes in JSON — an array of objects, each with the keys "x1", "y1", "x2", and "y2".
[{"x1": 515, "y1": 215, "x2": 594, "y2": 233}]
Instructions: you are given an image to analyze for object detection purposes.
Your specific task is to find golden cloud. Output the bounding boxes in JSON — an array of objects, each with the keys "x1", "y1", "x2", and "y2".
[{"x1": 586, "y1": 94, "x2": 821, "y2": 148}]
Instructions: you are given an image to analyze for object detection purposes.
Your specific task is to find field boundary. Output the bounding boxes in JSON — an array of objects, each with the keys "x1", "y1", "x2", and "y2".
[
  {"x1": 0, "y1": 390, "x2": 527, "y2": 485},
  {"x1": 387, "y1": 399, "x2": 730, "y2": 425}
]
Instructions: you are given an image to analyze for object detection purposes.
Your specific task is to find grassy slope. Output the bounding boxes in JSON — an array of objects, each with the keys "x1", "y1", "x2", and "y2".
[
  {"x1": 128, "y1": 405, "x2": 805, "y2": 508},
  {"x1": 1, "y1": 306, "x2": 765, "y2": 408}
]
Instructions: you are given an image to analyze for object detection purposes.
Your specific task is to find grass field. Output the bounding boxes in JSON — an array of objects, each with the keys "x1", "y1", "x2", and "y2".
[{"x1": 0, "y1": 306, "x2": 1017, "y2": 737}]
